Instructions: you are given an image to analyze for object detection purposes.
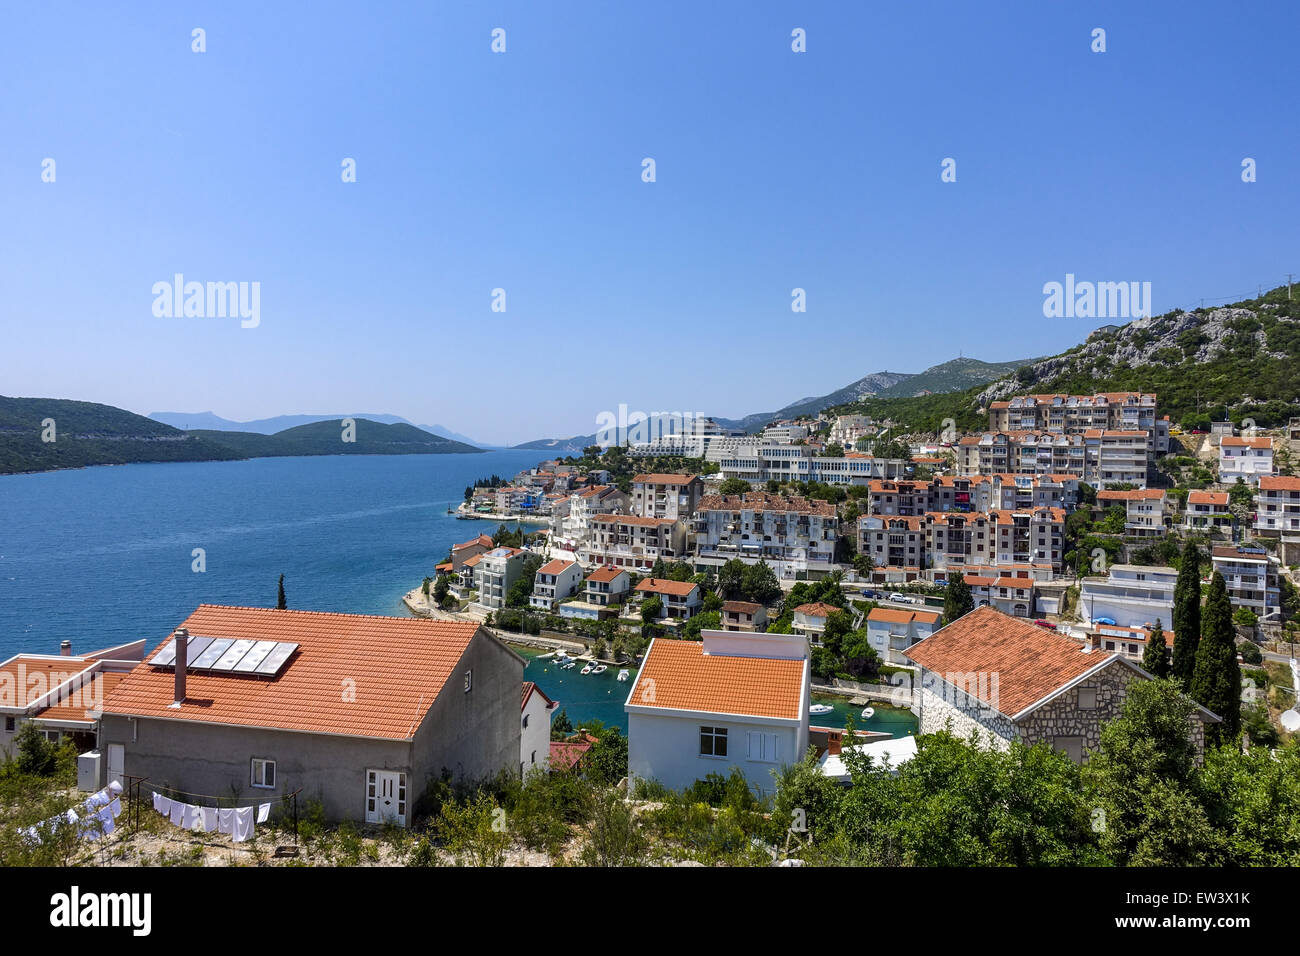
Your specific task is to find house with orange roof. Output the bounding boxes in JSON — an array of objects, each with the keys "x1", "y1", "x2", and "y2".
[
  {"x1": 1184, "y1": 489, "x2": 1233, "y2": 534},
  {"x1": 1219, "y1": 435, "x2": 1274, "y2": 486},
  {"x1": 98, "y1": 605, "x2": 525, "y2": 825},
  {"x1": 792, "y1": 602, "x2": 841, "y2": 642},
  {"x1": 631, "y1": 473, "x2": 703, "y2": 520},
  {"x1": 1255, "y1": 475, "x2": 1300, "y2": 536},
  {"x1": 0, "y1": 638, "x2": 144, "y2": 762},
  {"x1": 558, "y1": 566, "x2": 633, "y2": 621},
  {"x1": 866, "y1": 607, "x2": 941, "y2": 665},
  {"x1": 529, "y1": 558, "x2": 583, "y2": 610},
  {"x1": 625, "y1": 630, "x2": 811, "y2": 797},
  {"x1": 521, "y1": 681, "x2": 559, "y2": 773},
  {"x1": 905, "y1": 606, "x2": 1218, "y2": 761},
  {"x1": 578, "y1": 513, "x2": 688, "y2": 572},
  {"x1": 721, "y1": 600, "x2": 768, "y2": 632},
  {"x1": 1096, "y1": 488, "x2": 1168, "y2": 536},
  {"x1": 633, "y1": 578, "x2": 702, "y2": 620},
  {"x1": 472, "y1": 546, "x2": 529, "y2": 610},
  {"x1": 449, "y1": 533, "x2": 494, "y2": 571}
]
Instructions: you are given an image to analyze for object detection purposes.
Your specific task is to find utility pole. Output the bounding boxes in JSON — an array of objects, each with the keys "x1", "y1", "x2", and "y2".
[{"x1": 1287, "y1": 274, "x2": 1294, "y2": 300}]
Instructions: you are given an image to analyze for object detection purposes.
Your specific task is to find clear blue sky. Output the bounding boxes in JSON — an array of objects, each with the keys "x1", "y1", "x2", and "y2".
[{"x1": 3, "y1": 1, "x2": 1296, "y2": 445}]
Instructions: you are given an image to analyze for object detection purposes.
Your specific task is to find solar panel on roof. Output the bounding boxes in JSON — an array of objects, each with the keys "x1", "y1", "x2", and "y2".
[
  {"x1": 151, "y1": 640, "x2": 178, "y2": 667},
  {"x1": 255, "y1": 642, "x2": 298, "y2": 676},
  {"x1": 151, "y1": 635, "x2": 212, "y2": 668},
  {"x1": 183, "y1": 636, "x2": 215, "y2": 663},
  {"x1": 233, "y1": 640, "x2": 277, "y2": 673},
  {"x1": 212, "y1": 639, "x2": 257, "y2": 671},
  {"x1": 190, "y1": 638, "x2": 234, "y2": 669}
]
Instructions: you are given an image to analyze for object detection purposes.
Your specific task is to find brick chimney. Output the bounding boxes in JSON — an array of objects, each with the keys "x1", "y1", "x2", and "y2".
[
  {"x1": 60, "y1": 640, "x2": 72, "y2": 657},
  {"x1": 171, "y1": 627, "x2": 189, "y2": 707},
  {"x1": 827, "y1": 730, "x2": 842, "y2": 756}
]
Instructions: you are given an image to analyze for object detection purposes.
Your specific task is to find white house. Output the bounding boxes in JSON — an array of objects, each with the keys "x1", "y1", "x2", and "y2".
[
  {"x1": 521, "y1": 681, "x2": 558, "y2": 774},
  {"x1": 625, "y1": 630, "x2": 810, "y2": 799},
  {"x1": 866, "y1": 607, "x2": 941, "y2": 666},
  {"x1": 1255, "y1": 476, "x2": 1300, "y2": 534},
  {"x1": 1219, "y1": 436, "x2": 1274, "y2": 486},
  {"x1": 1096, "y1": 488, "x2": 1168, "y2": 536},
  {"x1": 1077, "y1": 564, "x2": 1177, "y2": 629},
  {"x1": 792, "y1": 602, "x2": 840, "y2": 643},
  {"x1": 529, "y1": 558, "x2": 583, "y2": 610},
  {"x1": 1184, "y1": 490, "x2": 1232, "y2": 533},
  {"x1": 633, "y1": 578, "x2": 702, "y2": 620}
]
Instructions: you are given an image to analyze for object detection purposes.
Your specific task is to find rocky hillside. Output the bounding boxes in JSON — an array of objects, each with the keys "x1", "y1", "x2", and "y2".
[{"x1": 975, "y1": 285, "x2": 1300, "y2": 428}]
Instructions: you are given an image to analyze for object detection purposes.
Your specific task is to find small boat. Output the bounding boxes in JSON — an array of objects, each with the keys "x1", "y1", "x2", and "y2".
[
  {"x1": 561, "y1": 660, "x2": 577, "y2": 670},
  {"x1": 580, "y1": 663, "x2": 594, "y2": 675},
  {"x1": 860, "y1": 707, "x2": 875, "y2": 719},
  {"x1": 809, "y1": 703, "x2": 835, "y2": 716},
  {"x1": 616, "y1": 669, "x2": 630, "y2": 682},
  {"x1": 591, "y1": 664, "x2": 608, "y2": 675}
]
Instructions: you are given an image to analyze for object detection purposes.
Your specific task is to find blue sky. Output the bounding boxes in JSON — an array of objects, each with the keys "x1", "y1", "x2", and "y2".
[{"x1": 3, "y1": 1, "x2": 1297, "y2": 445}]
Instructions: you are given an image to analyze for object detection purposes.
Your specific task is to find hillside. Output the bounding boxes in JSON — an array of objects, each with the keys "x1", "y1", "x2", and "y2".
[
  {"x1": 0, "y1": 397, "x2": 244, "y2": 475},
  {"x1": 975, "y1": 285, "x2": 1300, "y2": 429},
  {"x1": 189, "y1": 419, "x2": 483, "y2": 457},
  {"x1": 871, "y1": 357, "x2": 1037, "y2": 399}
]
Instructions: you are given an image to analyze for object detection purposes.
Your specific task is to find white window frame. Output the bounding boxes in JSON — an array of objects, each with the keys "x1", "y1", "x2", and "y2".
[
  {"x1": 250, "y1": 757, "x2": 277, "y2": 789},
  {"x1": 699, "y1": 725, "x2": 728, "y2": 758},
  {"x1": 464, "y1": 669, "x2": 473, "y2": 693},
  {"x1": 746, "y1": 730, "x2": 780, "y2": 763}
]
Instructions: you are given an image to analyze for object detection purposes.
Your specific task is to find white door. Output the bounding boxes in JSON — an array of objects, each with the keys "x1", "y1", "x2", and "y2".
[
  {"x1": 107, "y1": 744, "x2": 124, "y2": 787},
  {"x1": 365, "y1": 770, "x2": 407, "y2": 826}
]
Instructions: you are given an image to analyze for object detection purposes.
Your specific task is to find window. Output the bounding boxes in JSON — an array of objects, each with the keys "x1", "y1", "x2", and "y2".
[
  {"x1": 41, "y1": 730, "x2": 61, "y2": 744},
  {"x1": 530, "y1": 750, "x2": 537, "y2": 765},
  {"x1": 251, "y1": 757, "x2": 276, "y2": 789},
  {"x1": 1077, "y1": 685, "x2": 1098, "y2": 709},
  {"x1": 1054, "y1": 736, "x2": 1084, "y2": 764},
  {"x1": 463, "y1": 669, "x2": 473, "y2": 693},
  {"x1": 4, "y1": 717, "x2": 14, "y2": 733},
  {"x1": 699, "y1": 726, "x2": 728, "y2": 757},
  {"x1": 522, "y1": 713, "x2": 529, "y2": 729},
  {"x1": 747, "y1": 731, "x2": 780, "y2": 763}
]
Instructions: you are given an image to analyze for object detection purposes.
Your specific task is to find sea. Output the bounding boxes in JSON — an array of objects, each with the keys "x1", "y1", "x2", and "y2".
[{"x1": 0, "y1": 451, "x2": 916, "y2": 738}]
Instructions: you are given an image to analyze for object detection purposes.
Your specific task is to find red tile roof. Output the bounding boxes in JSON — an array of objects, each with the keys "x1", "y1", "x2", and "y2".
[
  {"x1": 867, "y1": 608, "x2": 940, "y2": 626},
  {"x1": 1221, "y1": 436, "x2": 1272, "y2": 449},
  {"x1": 1187, "y1": 491, "x2": 1229, "y2": 505},
  {"x1": 101, "y1": 605, "x2": 487, "y2": 740},
  {"x1": 549, "y1": 734, "x2": 598, "y2": 769},
  {"x1": 635, "y1": 578, "x2": 699, "y2": 598},
  {"x1": 633, "y1": 474, "x2": 698, "y2": 485},
  {"x1": 587, "y1": 566, "x2": 627, "y2": 583},
  {"x1": 0, "y1": 656, "x2": 98, "y2": 708},
  {"x1": 793, "y1": 602, "x2": 840, "y2": 618},
  {"x1": 34, "y1": 671, "x2": 129, "y2": 723},
  {"x1": 904, "y1": 606, "x2": 1105, "y2": 718},
  {"x1": 537, "y1": 559, "x2": 577, "y2": 576},
  {"x1": 521, "y1": 680, "x2": 554, "y2": 711},
  {"x1": 1260, "y1": 476, "x2": 1300, "y2": 491},
  {"x1": 630, "y1": 638, "x2": 804, "y2": 719}
]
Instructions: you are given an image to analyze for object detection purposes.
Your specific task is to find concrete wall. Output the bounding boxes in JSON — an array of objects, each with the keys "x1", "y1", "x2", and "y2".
[
  {"x1": 627, "y1": 710, "x2": 802, "y2": 800},
  {"x1": 521, "y1": 692, "x2": 552, "y2": 773}
]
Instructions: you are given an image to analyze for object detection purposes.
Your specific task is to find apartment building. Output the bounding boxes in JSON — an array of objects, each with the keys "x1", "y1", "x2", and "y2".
[
  {"x1": 864, "y1": 474, "x2": 1080, "y2": 516},
  {"x1": 988, "y1": 392, "x2": 1169, "y2": 453},
  {"x1": 529, "y1": 559, "x2": 583, "y2": 611},
  {"x1": 829, "y1": 414, "x2": 876, "y2": 447},
  {"x1": 859, "y1": 515, "x2": 928, "y2": 570},
  {"x1": 957, "y1": 431, "x2": 1149, "y2": 487},
  {"x1": 630, "y1": 473, "x2": 704, "y2": 520},
  {"x1": 1078, "y1": 565, "x2": 1178, "y2": 629},
  {"x1": 473, "y1": 547, "x2": 528, "y2": 610},
  {"x1": 989, "y1": 507, "x2": 1067, "y2": 568},
  {"x1": 859, "y1": 507, "x2": 1065, "y2": 572},
  {"x1": 578, "y1": 514, "x2": 688, "y2": 571},
  {"x1": 1096, "y1": 488, "x2": 1168, "y2": 536},
  {"x1": 763, "y1": 422, "x2": 810, "y2": 443},
  {"x1": 634, "y1": 578, "x2": 703, "y2": 620},
  {"x1": 718, "y1": 444, "x2": 909, "y2": 486},
  {"x1": 694, "y1": 493, "x2": 839, "y2": 568},
  {"x1": 865, "y1": 607, "x2": 940, "y2": 665},
  {"x1": 961, "y1": 571, "x2": 1038, "y2": 618},
  {"x1": 1184, "y1": 490, "x2": 1232, "y2": 534},
  {"x1": 1210, "y1": 546, "x2": 1281, "y2": 621},
  {"x1": 1086, "y1": 623, "x2": 1171, "y2": 662},
  {"x1": 1255, "y1": 476, "x2": 1300, "y2": 534},
  {"x1": 584, "y1": 566, "x2": 632, "y2": 608},
  {"x1": 550, "y1": 484, "x2": 630, "y2": 552},
  {"x1": 1219, "y1": 436, "x2": 1274, "y2": 486}
]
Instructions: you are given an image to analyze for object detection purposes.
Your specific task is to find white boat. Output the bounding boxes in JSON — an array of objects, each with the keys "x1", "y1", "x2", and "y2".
[
  {"x1": 616, "y1": 669, "x2": 630, "y2": 682},
  {"x1": 580, "y1": 663, "x2": 594, "y2": 675},
  {"x1": 561, "y1": 660, "x2": 576, "y2": 670},
  {"x1": 809, "y1": 704, "x2": 835, "y2": 716},
  {"x1": 860, "y1": 707, "x2": 875, "y2": 719},
  {"x1": 591, "y1": 664, "x2": 608, "y2": 675}
]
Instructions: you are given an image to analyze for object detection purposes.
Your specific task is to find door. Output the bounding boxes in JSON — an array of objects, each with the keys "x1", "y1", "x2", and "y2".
[
  {"x1": 365, "y1": 770, "x2": 407, "y2": 826},
  {"x1": 107, "y1": 744, "x2": 124, "y2": 787}
]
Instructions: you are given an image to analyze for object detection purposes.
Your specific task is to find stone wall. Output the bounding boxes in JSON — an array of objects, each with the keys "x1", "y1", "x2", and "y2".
[{"x1": 916, "y1": 669, "x2": 1016, "y2": 751}]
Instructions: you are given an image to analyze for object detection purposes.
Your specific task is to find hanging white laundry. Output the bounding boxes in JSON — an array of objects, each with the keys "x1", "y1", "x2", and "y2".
[
  {"x1": 201, "y1": 807, "x2": 219, "y2": 832},
  {"x1": 231, "y1": 806, "x2": 255, "y2": 843},
  {"x1": 107, "y1": 780, "x2": 124, "y2": 796},
  {"x1": 217, "y1": 808, "x2": 236, "y2": 835},
  {"x1": 98, "y1": 808, "x2": 115, "y2": 838},
  {"x1": 64, "y1": 808, "x2": 78, "y2": 824},
  {"x1": 156, "y1": 794, "x2": 172, "y2": 817},
  {"x1": 256, "y1": 802, "x2": 271, "y2": 824},
  {"x1": 169, "y1": 802, "x2": 185, "y2": 828},
  {"x1": 184, "y1": 804, "x2": 204, "y2": 831},
  {"x1": 84, "y1": 788, "x2": 110, "y2": 811},
  {"x1": 109, "y1": 798, "x2": 123, "y2": 818}
]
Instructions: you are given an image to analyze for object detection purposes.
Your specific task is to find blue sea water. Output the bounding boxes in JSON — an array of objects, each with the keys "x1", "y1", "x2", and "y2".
[{"x1": 0, "y1": 451, "x2": 544, "y2": 658}]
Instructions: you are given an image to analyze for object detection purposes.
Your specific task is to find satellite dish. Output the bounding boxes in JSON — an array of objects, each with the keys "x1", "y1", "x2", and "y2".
[{"x1": 1280, "y1": 710, "x2": 1300, "y2": 733}]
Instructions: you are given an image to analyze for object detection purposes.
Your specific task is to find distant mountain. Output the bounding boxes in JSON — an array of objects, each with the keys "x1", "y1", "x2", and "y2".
[
  {"x1": 515, "y1": 358, "x2": 1032, "y2": 449},
  {"x1": 187, "y1": 419, "x2": 483, "y2": 457},
  {"x1": 1, "y1": 397, "x2": 243, "y2": 475},
  {"x1": 871, "y1": 357, "x2": 1037, "y2": 399},
  {"x1": 150, "y1": 410, "x2": 493, "y2": 448},
  {"x1": 418, "y1": 424, "x2": 494, "y2": 447}
]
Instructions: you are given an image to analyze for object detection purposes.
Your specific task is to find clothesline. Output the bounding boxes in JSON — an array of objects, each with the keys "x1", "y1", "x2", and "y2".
[
  {"x1": 151, "y1": 791, "x2": 270, "y2": 842},
  {"x1": 140, "y1": 781, "x2": 298, "y2": 806}
]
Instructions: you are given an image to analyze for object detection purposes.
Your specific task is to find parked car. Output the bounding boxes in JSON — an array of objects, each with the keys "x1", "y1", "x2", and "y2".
[
  {"x1": 888, "y1": 592, "x2": 908, "y2": 603},
  {"x1": 1032, "y1": 619, "x2": 1057, "y2": 630}
]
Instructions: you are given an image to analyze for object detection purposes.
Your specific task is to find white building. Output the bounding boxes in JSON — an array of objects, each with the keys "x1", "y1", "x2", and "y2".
[
  {"x1": 633, "y1": 578, "x2": 702, "y2": 620},
  {"x1": 1077, "y1": 564, "x2": 1178, "y2": 629},
  {"x1": 1256, "y1": 476, "x2": 1300, "y2": 534},
  {"x1": 693, "y1": 492, "x2": 839, "y2": 570},
  {"x1": 1184, "y1": 490, "x2": 1232, "y2": 534},
  {"x1": 1096, "y1": 488, "x2": 1168, "y2": 536},
  {"x1": 1210, "y1": 545, "x2": 1281, "y2": 621},
  {"x1": 1219, "y1": 436, "x2": 1274, "y2": 486},
  {"x1": 866, "y1": 607, "x2": 941, "y2": 666},
  {"x1": 625, "y1": 630, "x2": 810, "y2": 799},
  {"x1": 473, "y1": 547, "x2": 529, "y2": 610},
  {"x1": 630, "y1": 473, "x2": 704, "y2": 520},
  {"x1": 530, "y1": 558, "x2": 583, "y2": 610},
  {"x1": 520, "y1": 681, "x2": 558, "y2": 774},
  {"x1": 550, "y1": 485, "x2": 629, "y2": 552}
]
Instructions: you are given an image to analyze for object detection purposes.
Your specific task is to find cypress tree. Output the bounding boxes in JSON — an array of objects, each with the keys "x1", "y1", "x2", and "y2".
[
  {"x1": 1170, "y1": 541, "x2": 1201, "y2": 685},
  {"x1": 1190, "y1": 571, "x2": 1241, "y2": 746},
  {"x1": 277, "y1": 573, "x2": 287, "y2": 610},
  {"x1": 1142, "y1": 619, "x2": 1169, "y2": 678},
  {"x1": 943, "y1": 574, "x2": 975, "y2": 625}
]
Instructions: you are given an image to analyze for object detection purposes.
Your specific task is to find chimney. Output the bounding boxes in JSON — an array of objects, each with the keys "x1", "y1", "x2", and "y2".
[
  {"x1": 172, "y1": 627, "x2": 189, "y2": 706},
  {"x1": 60, "y1": 640, "x2": 72, "y2": 657}
]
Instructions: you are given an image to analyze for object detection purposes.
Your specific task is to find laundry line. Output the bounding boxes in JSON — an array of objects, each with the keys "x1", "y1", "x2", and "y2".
[
  {"x1": 143, "y1": 784, "x2": 302, "y2": 844},
  {"x1": 20, "y1": 780, "x2": 126, "y2": 846}
]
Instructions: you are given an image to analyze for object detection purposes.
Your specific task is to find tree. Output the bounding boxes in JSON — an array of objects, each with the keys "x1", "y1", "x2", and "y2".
[
  {"x1": 650, "y1": 557, "x2": 667, "y2": 579},
  {"x1": 943, "y1": 574, "x2": 974, "y2": 625},
  {"x1": 741, "y1": 559, "x2": 781, "y2": 605},
  {"x1": 824, "y1": 443, "x2": 845, "y2": 458},
  {"x1": 717, "y1": 558, "x2": 747, "y2": 600},
  {"x1": 1190, "y1": 571, "x2": 1241, "y2": 746},
  {"x1": 1171, "y1": 541, "x2": 1202, "y2": 685},
  {"x1": 841, "y1": 630, "x2": 881, "y2": 680},
  {"x1": 551, "y1": 709, "x2": 573, "y2": 739},
  {"x1": 640, "y1": 595, "x2": 663, "y2": 624},
  {"x1": 433, "y1": 574, "x2": 451, "y2": 608},
  {"x1": 718, "y1": 477, "x2": 751, "y2": 496},
  {"x1": 277, "y1": 574, "x2": 287, "y2": 610},
  {"x1": 1141, "y1": 620, "x2": 1169, "y2": 678}
]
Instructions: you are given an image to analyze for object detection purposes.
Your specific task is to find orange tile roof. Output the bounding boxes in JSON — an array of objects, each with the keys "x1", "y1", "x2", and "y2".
[
  {"x1": 591, "y1": 513, "x2": 677, "y2": 527},
  {"x1": 1097, "y1": 489, "x2": 1165, "y2": 501},
  {"x1": 633, "y1": 474, "x2": 698, "y2": 485},
  {"x1": 635, "y1": 578, "x2": 699, "y2": 598},
  {"x1": 454, "y1": 534, "x2": 494, "y2": 551},
  {"x1": 1221, "y1": 436, "x2": 1272, "y2": 448},
  {"x1": 521, "y1": 680, "x2": 554, "y2": 710},
  {"x1": 1188, "y1": 491, "x2": 1229, "y2": 505},
  {"x1": 549, "y1": 734, "x2": 598, "y2": 769},
  {"x1": 867, "y1": 608, "x2": 938, "y2": 625},
  {"x1": 537, "y1": 559, "x2": 577, "y2": 576},
  {"x1": 101, "y1": 605, "x2": 486, "y2": 740},
  {"x1": 34, "y1": 671, "x2": 129, "y2": 723},
  {"x1": 0, "y1": 656, "x2": 98, "y2": 709},
  {"x1": 793, "y1": 602, "x2": 839, "y2": 618},
  {"x1": 722, "y1": 600, "x2": 763, "y2": 614},
  {"x1": 630, "y1": 639, "x2": 804, "y2": 719},
  {"x1": 587, "y1": 566, "x2": 627, "y2": 584},
  {"x1": 1259, "y1": 476, "x2": 1300, "y2": 491},
  {"x1": 905, "y1": 606, "x2": 1105, "y2": 717}
]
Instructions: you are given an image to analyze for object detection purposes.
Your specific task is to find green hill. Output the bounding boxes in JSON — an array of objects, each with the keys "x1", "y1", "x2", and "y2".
[
  {"x1": 871, "y1": 357, "x2": 1038, "y2": 399},
  {"x1": 189, "y1": 419, "x2": 482, "y2": 457},
  {"x1": 0, "y1": 396, "x2": 243, "y2": 475}
]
